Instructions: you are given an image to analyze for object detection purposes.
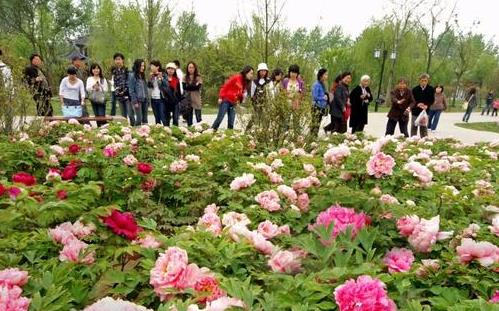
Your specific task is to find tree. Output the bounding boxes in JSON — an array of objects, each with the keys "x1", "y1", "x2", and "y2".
[
  {"x1": 250, "y1": 0, "x2": 286, "y2": 63},
  {"x1": 173, "y1": 11, "x2": 209, "y2": 60},
  {"x1": 417, "y1": 0, "x2": 456, "y2": 75}
]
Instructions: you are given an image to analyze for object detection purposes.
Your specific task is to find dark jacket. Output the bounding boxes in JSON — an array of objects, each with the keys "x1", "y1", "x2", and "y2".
[
  {"x1": 111, "y1": 66, "x2": 129, "y2": 98},
  {"x1": 164, "y1": 76, "x2": 182, "y2": 108},
  {"x1": 128, "y1": 73, "x2": 148, "y2": 103},
  {"x1": 411, "y1": 84, "x2": 435, "y2": 116},
  {"x1": 388, "y1": 88, "x2": 415, "y2": 121},
  {"x1": 24, "y1": 65, "x2": 52, "y2": 97},
  {"x1": 331, "y1": 82, "x2": 349, "y2": 119},
  {"x1": 349, "y1": 85, "x2": 372, "y2": 128}
]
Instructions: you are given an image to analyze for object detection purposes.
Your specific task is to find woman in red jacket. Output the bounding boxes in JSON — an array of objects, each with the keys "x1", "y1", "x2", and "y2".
[{"x1": 212, "y1": 65, "x2": 254, "y2": 130}]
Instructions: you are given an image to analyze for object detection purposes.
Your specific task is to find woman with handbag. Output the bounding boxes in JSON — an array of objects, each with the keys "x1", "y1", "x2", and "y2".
[
  {"x1": 330, "y1": 72, "x2": 352, "y2": 134},
  {"x1": 59, "y1": 66, "x2": 86, "y2": 119},
  {"x1": 86, "y1": 63, "x2": 109, "y2": 127},
  {"x1": 462, "y1": 87, "x2": 477, "y2": 123}
]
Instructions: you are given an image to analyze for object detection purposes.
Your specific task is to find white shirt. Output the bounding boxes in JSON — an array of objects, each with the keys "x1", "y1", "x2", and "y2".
[
  {"x1": 59, "y1": 77, "x2": 85, "y2": 101},
  {"x1": 0, "y1": 61, "x2": 12, "y2": 90},
  {"x1": 150, "y1": 78, "x2": 161, "y2": 99},
  {"x1": 176, "y1": 69, "x2": 184, "y2": 95},
  {"x1": 86, "y1": 76, "x2": 109, "y2": 93}
]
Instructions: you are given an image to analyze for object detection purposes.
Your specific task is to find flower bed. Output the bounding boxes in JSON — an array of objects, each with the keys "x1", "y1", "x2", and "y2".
[{"x1": 0, "y1": 121, "x2": 498, "y2": 310}]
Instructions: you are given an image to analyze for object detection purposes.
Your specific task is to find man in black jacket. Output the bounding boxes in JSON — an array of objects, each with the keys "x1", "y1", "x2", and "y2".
[{"x1": 411, "y1": 73, "x2": 434, "y2": 138}]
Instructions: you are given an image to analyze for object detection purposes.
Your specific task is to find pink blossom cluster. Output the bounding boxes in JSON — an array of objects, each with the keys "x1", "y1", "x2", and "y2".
[
  {"x1": 268, "y1": 249, "x2": 306, "y2": 274},
  {"x1": 490, "y1": 291, "x2": 499, "y2": 303},
  {"x1": 169, "y1": 160, "x2": 189, "y2": 173},
  {"x1": 366, "y1": 152, "x2": 396, "y2": 178},
  {"x1": 379, "y1": 194, "x2": 400, "y2": 205},
  {"x1": 45, "y1": 168, "x2": 61, "y2": 182},
  {"x1": 49, "y1": 221, "x2": 96, "y2": 264},
  {"x1": 227, "y1": 222, "x2": 275, "y2": 255},
  {"x1": 456, "y1": 238, "x2": 499, "y2": 267},
  {"x1": 303, "y1": 163, "x2": 316, "y2": 176},
  {"x1": 404, "y1": 161, "x2": 433, "y2": 185},
  {"x1": 292, "y1": 176, "x2": 321, "y2": 193},
  {"x1": 181, "y1": 296, "x2": 245, "y2": 311},
  {"x1": 415, "y1": 259, "x2": 441, "y2": 278},
  {"x1": 185, "y1": 154, "x2": 201, "y2": 163},
  {"x1": 136, "y1": 125, "x2": 151, "y2": 137},
  {"x1": 490, "y1": 216, "x2": 499, "y2": 237},
  {"x1": 132, "y1": 234, "x2": 161, "y2": 249},
  {"x1": 427, "y1": 159, "x2": 451, "y2": 173},
  {"x1": 472, "y1": 180, "x2": 495, "y2": 197},
  {"x1": 309, "y1": 205, "x2": 371, "y2": 242},
  {"x1": 229, "y1": 173, "x2": 256, "y2": 191},
  {"x1": 275, "y1": 184, "x2": 310, "y2": 212},
  {"x1": 257, "y1": 220, "x2": 290, "y2": 239},
  {"x1": 462, "y1": 223, "x2": 480, "y2": 238},
  {"x1": 149, "y1": 247, "x2": 225, "y2": 302},
  {"x1": 84, "y1": 297, "x2": 152, "y2": 311},
  {"x1": 197, "y1": 204, "x2": 222, "y2": 236},
  {"x1": 103, "y1": 142, "x2": 125, "y2": 158},
  {"x1": 323, "y1": 144, "x2": 351, "y2": 166},
  {"x1": 383, "y1": 248, "x2": 415, "y2": 273},
  {"x1": 255, "y1": 190, "x2": 281, "y2": 212},
  {"x1": 123, "y1": 154, "x2": 138, "y2": 166},
  {"x1": 291, "y1": 148, "x2": 307, "y2": 156},
  {"x1": 396, "y1": 215, "x2": 453, "y2": 253},
  {"x1": 0, "y1": 268, "x2": 30, "y2": 311},
  {"x1": 250, "y1": 162, "x2": 284, "y2": 184},
  {"x1": 334, "y1": 275, "x2": 397, "y2": 311}
]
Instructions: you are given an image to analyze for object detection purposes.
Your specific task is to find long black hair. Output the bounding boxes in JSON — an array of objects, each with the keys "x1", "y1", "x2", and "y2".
[
  {"x1": 317, "y1": 68, "x2": 328, "y2": 81},
  {"x1": 89, "y1": 63, "x2": 104, "y2": 79},
  {"x1": 132, "y1": 59, "x2": 145, "y2": 79},
  {"x1": 185, "y1": 61, "x2": 200, "y2": 83},
  {"x1": 271, "y1": 68, "x2": 283, "y2": 82},
  {"x1": 240, "y1": 65, "x2": 254, "y2": 92},
  {"x1": 150, "y1": 60, "x2": 162, "y2": 72}
]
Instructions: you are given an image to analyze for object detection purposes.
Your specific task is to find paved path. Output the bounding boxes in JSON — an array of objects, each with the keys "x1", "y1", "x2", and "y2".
[
  {"x1": 22, "y1": 112, "x2": 499, "y2": 144},
  {"x1": 191, "y1": 112, "x2": 499, "y2": 144}
]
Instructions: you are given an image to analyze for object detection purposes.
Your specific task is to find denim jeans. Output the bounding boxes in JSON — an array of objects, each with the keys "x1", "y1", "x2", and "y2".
[
  {"x1": 151, "y1": 98, "x2": 167, "y2": 125},
  {"x1": 386, "y1": 118, "x2": 409, "y2": 137},
  {"x1": 212, "y1": 101, "x2": 236, "y2": 130},
  {"x1": 428, "y1": 110, "x2": 442, "y2": 131},
  {"x1": 91, "y1": 101, "x2": 107, "y2": 127},
  {"x1": 141, "y1": 99, "x2": 149, "y2": 124},
  {"x1": 110, "y1": 91, "x2": 117, "y2": 116},
  {"x1": 462, "y1": 106, "x2": 473, "y2": 122},
  {"x1": 165, "y1": 104, "x2": 179, "y2": 127},
  {"x1": 117, "y1": 96, "x2": 128, "y2": 118},
  {"x1": 127, "y1": 100, "x2": 143, "y2": 126}
]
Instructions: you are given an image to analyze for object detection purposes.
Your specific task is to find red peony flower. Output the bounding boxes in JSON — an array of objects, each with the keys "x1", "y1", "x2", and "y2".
[
  {"x1": 56, "y1": 190, "x2": 68, "y2": 200},
  {"x1": 35, "y1": 148, "x2": 46, "y2": 158},
  {"x1": 12, "y1": 172, "x2": 36, "y2": 186},
  {"x1": 0, "y1": 184, "x2": 6, "y2": 196},
  {"x1": 137, "y1": 162, "x2": 153, "y2": 175},
  {"x1": 68, "y1": 144, "x2": 81, "y2": 155},
  {"x1": 61, "y1": 164, "x2": 79, "y2": 181},
  {"x1": 103, "y1": 209, "x2": 142, "y2": 240},
  {"x1": 141, "y1": 178, "x2": 157, "y2": 192}
]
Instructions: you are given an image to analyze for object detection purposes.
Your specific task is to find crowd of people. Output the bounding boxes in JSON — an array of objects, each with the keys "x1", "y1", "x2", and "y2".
[{"x1": 1, "y1": 48, "x2": 499, "y2": 137}]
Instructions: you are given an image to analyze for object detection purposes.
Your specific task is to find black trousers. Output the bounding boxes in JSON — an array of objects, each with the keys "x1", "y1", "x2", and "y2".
[
  {"x1": 385, "y1": 118, "x2": 408, "y2": 137},
  {"x1": 351, "y1": 124, "x2": 365, "y2": 134}
]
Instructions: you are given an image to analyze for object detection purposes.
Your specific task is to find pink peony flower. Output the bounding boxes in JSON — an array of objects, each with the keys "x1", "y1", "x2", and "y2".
[
  {"x1": 292, "y1": 178, "x2": 312, "y2": 193},
  {"x1": 8, "y1": 187, "x2": 21, "y2": 200},
  {"x1": 383, "y1": 248, "x2": 415, "y2": 273},
  {"x1": 415, "y1": 259, "x2": 440, "y2": 278},
  {"x1": 404, "y1": 161, "x2": 433, "y2": 185},
  {"x1": 255, "y1": 190, "x2": 281, "y2": 212},
  {"x1": 456, "y1": 238, "x2": 499, "y2": 267},
  {"x1": 489, "y1": 216, "x2": 499, "y2": 237},
  {"x1": 221, "y1": 212, "x2": 251, "y2": 227},
  {"x1": 334, "y1": 275, "x2": 397, "y2": 311},
  {"x1": 194, "y1": 275, "x2": 225, "y2": 304},
  {"x1": 136, "y1": 125, "x2": 151, "y2": 137},
  {"x1": 407, "y1": 216, "x2": 440, "y2": 253},
  {"x1": 296, "y1": 193, "x2": 310, "y2": 212},
  {"x1": 59, "y1": 239, "x2": 95, "y2": 264},
  {"x1": 303, "y1": 163, "x2": 316, "y2": 175},
  {"x1": 83, "y1": 297, "x2": 152, "y2": 311},
  {"x1": 324, "y1": 144, "x2": 351, "y2": 166},
  {"x1": 278, "y1": 148, "x2": 290, "y2": 156},
  {"x1": 198, "y1": 207, "x2": 222, "y2": 236},
  {"x1": 150, "y1": 247, "x2": 204, "y2": 301},
  {"x1": 103, "y1": 145, "x2": 118, "y2": 158},
  {"x1": 271, "y1": 159, "x2": 284, "y2": 170},
  {"x1": 169, "y1": 160, "x2": 188, "y2": 173},
  {"x1": 257, "y1": 220, "x2": 290, "y2": 239},
  {"x1": 0, "y1": 268, "x2": 29, "y2": 287},
  {"x1": 229, "y1": 173, "x2": 256, "y2": 191},
  {"x1": 246, "y1": 231, "x2": 275, "y2": 255},
  {"x1": 133, "y1": 234, "x2": 161, "y2": 249},
  {"x1": 379, "y1": 194, "x2": 399, "y2": 205},
  {"x1": 268, "y1": 172, "x2": 284, "y2": 184},
  {"x1": 0, "y1": 285, "x2": 31, "y2": 311},
  {"x1": 490, "y1": 291, "x2": 499, "y2": 303},
  {"x1": 367, "y1": 152, "x2": 396, "y2": 178},
  {"x1": 70, "y1": 221, "x2": 95, "y2": 239},
  {"x1": 45, "y1": 168, "x2": 61, "y2": 182},
  {"x1": 396, "y1": 215, "x2": 420, "y2": 237},
  {"x1": 309, "y1": 205, "x2": 371, "y2": 241},
  {"x1": 268, "y1": 250, "x2": 303, "y2": 274},
  {"x1": 123, "y1": 154, "x2": 138, "y2": 166},
  {"x1": 277, "y1": 185, "x2": 298, "y2": 203}
]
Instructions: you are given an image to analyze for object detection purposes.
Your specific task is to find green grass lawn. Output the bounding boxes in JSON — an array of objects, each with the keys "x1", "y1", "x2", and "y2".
[{"x1": 455, "y1": 122, "x2": 499, "y2": 133}]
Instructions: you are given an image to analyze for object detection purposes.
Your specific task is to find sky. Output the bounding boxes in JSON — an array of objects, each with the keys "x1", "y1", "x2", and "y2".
[{"x1": 168, "y1": 0, "x2": 499, "y2": 44}]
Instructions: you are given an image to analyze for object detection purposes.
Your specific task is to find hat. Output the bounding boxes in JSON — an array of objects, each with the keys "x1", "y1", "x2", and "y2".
[
  {"x1": 166, "y1": 62, "x2": 177, "y2": 69},
  {"x1": 257, "y1": 63, "x2": 269, "y2": 72},
  {"x1": 71, "y1": 53, "x2": 86, "y2": 61},
  {"x1": 360, "y1": 75, "x2": 371, "y2": 82}
]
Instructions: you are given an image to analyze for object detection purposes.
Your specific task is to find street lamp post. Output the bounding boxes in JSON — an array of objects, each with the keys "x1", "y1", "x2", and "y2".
[
  {"x1": 373, "y1": 48, "x2": 397, "y2": 112},
  {"x1": 374, "y1": 48, "x2": 387, "y2": 112}
]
